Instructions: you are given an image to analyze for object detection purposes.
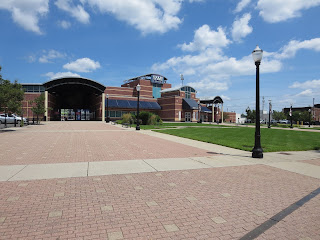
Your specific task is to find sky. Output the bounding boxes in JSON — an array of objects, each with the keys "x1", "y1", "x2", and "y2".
[{"x1": 0, "y1": 0, "x2": 320, "y2": 114}]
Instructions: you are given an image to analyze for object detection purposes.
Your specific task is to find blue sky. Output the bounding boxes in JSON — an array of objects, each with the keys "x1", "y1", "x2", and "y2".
[{"x1": 1, "y1": 0, "x2": 320, "y2": 113}]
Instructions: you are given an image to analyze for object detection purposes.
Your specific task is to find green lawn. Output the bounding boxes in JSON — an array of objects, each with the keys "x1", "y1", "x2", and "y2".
[{"x1": 155, "y1": 127, "x2": 320, "y2": 152}]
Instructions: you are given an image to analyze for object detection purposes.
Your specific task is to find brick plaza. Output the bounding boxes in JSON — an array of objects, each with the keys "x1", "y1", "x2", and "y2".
[{"x1": 0, "y1": 122, "x2": 319, "y2": 240}]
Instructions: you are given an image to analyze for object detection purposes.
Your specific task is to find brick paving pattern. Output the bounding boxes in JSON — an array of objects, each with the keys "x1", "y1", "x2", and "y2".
[
  {"x1": 0, "y1": 122, "x2": 319, "y2": 239},
  {"x1": 0, "y1": 122, "x2": 212, "y2": 166},
  {"x1": 0, "y1": 166, "x2": 319, "y2": 239}
]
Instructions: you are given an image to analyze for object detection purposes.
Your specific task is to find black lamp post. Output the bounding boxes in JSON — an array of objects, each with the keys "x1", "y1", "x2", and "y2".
[
  {"x1": 198, "y1": 100, "x2": 200, "y2": 123},
  {"x1": 136, "y1": 84, "x2": 141, "y2": 130},
  {"x1": 290, "y1": 105, "x2": 293, "y2": 129},
  {"x1": 252, "y1": 45, "x2": 263, "y2": 158},
  {"x1": 106, "y1": 94, "x2": 110, "y2": 123},
  {"x1": 268, "y1": 100, "x2": 271, "y2": 128},
  {"x1": 308, "y1": 108, "x2": 311, "y2": 127}
]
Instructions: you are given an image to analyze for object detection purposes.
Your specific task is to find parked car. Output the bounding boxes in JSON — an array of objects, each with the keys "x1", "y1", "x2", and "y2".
[
  {"x1": 270, "y1": 120, "x2": 278, "y2": 124},
  {"x1": 0, "y1": 114, "x2": 15, "y2": 124},
  {"x1": 0, "y1": 113, "x2": 27, "y2": 124},
  {"x1": 11, "y1": 114, "x2": 28, "y2": 124},
  {"x1": 279, "y1": 120, "x2": 290, "y2": 124}
]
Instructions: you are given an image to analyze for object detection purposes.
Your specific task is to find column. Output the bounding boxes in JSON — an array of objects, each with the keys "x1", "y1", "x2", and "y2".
[
  {"x1": 102, "y1": 93, "x2": 105, "y2": 122},
  {"x1": 44, "y1": 91, "x2": 48, "y2": 121}
]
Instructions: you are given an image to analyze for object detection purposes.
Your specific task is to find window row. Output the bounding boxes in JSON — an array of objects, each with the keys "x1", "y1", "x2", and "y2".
[{"x1": 106, "y1": 111, "x2": 137, "y2": 118}]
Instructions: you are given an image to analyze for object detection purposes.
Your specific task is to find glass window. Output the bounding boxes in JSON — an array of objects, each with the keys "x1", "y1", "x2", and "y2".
[
  {"x1": 116, "y1": 111, "x2": 121, "y2": 118},
  {"x1": 110, "y1": 111, "x2": 116, "y2": 117}
]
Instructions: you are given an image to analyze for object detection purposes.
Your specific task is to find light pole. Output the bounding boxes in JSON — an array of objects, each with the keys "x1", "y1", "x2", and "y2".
[
  {"x1": 136, "y1": 84, "x2": 141, "y2": 130},
  {"x1": 252, "y1": 45, "x2": 263, "y2": 158},
  {"x1": 290, "y1": 105, "x2": 293, "y2": 129},
  {"x1": 106, "y1": 94, "x2": 110, "y2": 123},
  {"x1": 268, "y1": 100, "x2": 271, "y2": 128},
  {"x1": 198, "y1": 100, "x2": 201, "y2": 123},
  {"x1": 308, "y1": 108, "x2": 311, "y2": 127}
]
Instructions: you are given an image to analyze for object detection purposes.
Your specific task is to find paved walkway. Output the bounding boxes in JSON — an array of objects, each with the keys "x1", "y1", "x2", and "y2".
[{"x1": 0, "y1": 122, "x2": 319, "y2": 240}]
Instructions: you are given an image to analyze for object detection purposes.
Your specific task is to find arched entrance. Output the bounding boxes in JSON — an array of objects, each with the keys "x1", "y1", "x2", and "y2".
[{"x1": 43, "y1": 77, "x2": 106, "y2": 121}]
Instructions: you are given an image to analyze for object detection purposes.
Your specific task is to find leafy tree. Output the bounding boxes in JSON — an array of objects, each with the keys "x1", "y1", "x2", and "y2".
[
  {"x1": 0, "y1": 66, "x2": 24, "y2": 118},
  {"x1": 272, "y1": 110, "x2": 286, "y2": 121},
  {"x1": 245, "y1": 107, "x2": 256, "y2": 123},
  {"x1": 31, "y1": 94, "x2": 46, "y2": 124},
  {"x1": 290, "y1": 111, "x2": 310, "y2": 123}
]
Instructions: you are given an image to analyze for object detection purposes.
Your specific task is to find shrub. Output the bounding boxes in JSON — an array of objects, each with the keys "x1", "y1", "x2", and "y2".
[
  {"x1": 139, "y1": 111, "x2": 152, "y2": 125},
  {"x1": 122, "y1": 113, "x2": 133, "y2": 124},
  {"x1": 134, "y1": 111, "x2": 163, "y2": 125}
]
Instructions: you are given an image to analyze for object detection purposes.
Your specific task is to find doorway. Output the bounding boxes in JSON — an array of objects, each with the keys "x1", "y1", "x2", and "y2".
[{"x1": 185, "y1": 112, "x2": 191, "y2": 122}]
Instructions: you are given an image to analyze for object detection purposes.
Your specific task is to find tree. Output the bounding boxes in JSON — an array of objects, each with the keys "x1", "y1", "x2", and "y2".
[
  {"x1": 272, "y1": 110, "x2": 286, "y2": 121},
  {"x1": 31, "y1": 94, "x2": 46, "y2": 124},
  {"x1": 0, "y1": 66, "x2": 24, "y2": 124},
  {"x1": 245, "y1": 107, "x2": 256, "y2": 123}
]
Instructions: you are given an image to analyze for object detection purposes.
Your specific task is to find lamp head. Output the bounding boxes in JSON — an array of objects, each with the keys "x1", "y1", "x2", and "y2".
[
  {"x1": 252, "y1": 45, "x2": 263, "y2": 63},
  {"x1": 106, "y1": 94, "x2": 109, "y2": 99},
  {"x1": 136, "y1": 84, "x2": 141, "y2": 92}
]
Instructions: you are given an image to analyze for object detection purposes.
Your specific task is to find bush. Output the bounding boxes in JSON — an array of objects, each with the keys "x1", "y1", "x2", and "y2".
[
  {"x1": 139, "y1": 111, "x2": 152, "y2": 125},
  {"x1": 122, "y1": 113, "x2": 133, "y2": 124},
  {"x1": 134, "y1": 111, "x2": 163, "y2": 125}
]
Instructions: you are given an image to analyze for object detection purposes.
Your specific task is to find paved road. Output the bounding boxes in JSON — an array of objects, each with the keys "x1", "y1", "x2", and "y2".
[{"x1": 0, "y1": 122, "x2": 319, "y2": 240}]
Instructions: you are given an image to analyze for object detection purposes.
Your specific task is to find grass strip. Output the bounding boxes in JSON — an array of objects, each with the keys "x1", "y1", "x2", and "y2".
[{"x1": 155, "y1": 127, "x2": 320, "y2": 152}]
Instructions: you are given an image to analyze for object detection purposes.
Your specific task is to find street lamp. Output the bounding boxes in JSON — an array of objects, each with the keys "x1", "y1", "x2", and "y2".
[
  {"x1": 308, "y1": 108, "x2": 311, "y2": 127},
  {"x1": 290, "y1": 105, "x2": 293, "y2": 129},
  {"x1": 252, "y1": 45, "x2": 263, "y2": 158},
  {"x1": 198, "y1": 100, "x2": 201, "y2": 123},
  {"x1": 268, "y1": 100, "x2": 271, "y2": 128},
  {"x1": 106, "y1": 94, "x2": 110, "y2": 123},
  {"x1": 136, "y1": 84, "x2": 141, "y2": 130}
]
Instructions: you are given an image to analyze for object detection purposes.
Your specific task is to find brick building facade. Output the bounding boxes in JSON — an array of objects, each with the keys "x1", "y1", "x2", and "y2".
[{"x1": 20, "y1": 74, "x2": 229, "y2": 123}]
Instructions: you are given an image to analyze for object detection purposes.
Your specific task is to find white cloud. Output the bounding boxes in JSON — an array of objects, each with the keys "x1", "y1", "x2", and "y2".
[
  {"x1": 83, "y1": 0, "x2": 182, "y2": 34},
  {"x1": 55, "y1": 0, "x2": 90, "y2": 24},
  {"x1": 179, "y1": 25, "x2": 231, "y2": 52},
  {"x1": 257, "y1": 0, "x2": 320, "y2": 23},
  {"x1": 58, "y1": 20, "x2": 71, "y2": 29},
  {"x1": 0, "y1": 0, "x2": 49, "y2": 34},
  {"x1": 44, "y1": 71, "x2": 81, "y2": 79},
  {"x1": 275, "y1": 38, "x2": 320, "y2": 59},
  {"x1": 234, "y1": 0, "x2": 251, "y2": 13},
  {"x1": 231, "y1": 13, "x2": 253, "y2": 42},
  {"x1": 295, "y1": 89, "x2": 313, "y2": 97},
  {"x1": 290, "y1": 79, "x2": 320, "y2": 89},
  {"x1": 63, "y1": 58, "x2": 101, "y2": 72},
  {"x1": 189, "y1": 77, "x2": 230, "y2": 95},
  {"x1": 39, "y1": 50, "x2": 66, "y2": 63}
]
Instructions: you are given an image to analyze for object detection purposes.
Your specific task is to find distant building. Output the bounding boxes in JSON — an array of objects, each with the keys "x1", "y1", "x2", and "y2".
[
  {"x1": 283, "y1": 104, "x2": 320, "y2": 123},
  {"x1": 21, "y1": 74, "x2": 228, "y2": 122}
]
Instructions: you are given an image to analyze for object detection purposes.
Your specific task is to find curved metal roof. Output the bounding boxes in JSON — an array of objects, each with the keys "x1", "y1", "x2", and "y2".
[
  {"x1": 43, "y1": 77, "x2": 106, "y2": 93},
  {"x1": 160, "y1": 85, "x2": 197, "y2": 93},
  {"x1": 200, "y1": 96, "x2": 224, "y2": 104}
]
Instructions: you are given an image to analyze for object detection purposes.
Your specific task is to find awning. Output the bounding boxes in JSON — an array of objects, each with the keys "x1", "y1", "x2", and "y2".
[
  {"x1": 106, "y1": 99, "x2": 161, "y2": 110},
  {"x1": 201, "y1": 106, "x2": 212, "y2": 113},
  {"x1": 182, "y1": 98, "x2": 199, "y2": 110}
]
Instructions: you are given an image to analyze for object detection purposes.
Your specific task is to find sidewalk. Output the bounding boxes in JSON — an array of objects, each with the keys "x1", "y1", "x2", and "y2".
[{"x1": 0, "y1": 121, "x2": 319, "y2": 240}]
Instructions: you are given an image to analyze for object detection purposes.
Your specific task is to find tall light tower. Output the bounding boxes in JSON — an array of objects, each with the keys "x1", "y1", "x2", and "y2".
[{"x1": 180, "y1": 74, "x2": 184, "y2": 86}]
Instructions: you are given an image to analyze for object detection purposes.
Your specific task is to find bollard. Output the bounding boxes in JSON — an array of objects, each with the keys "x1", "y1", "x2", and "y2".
[{"x1": 14, "y1": 118, "x2": 16, "y2": 127}]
